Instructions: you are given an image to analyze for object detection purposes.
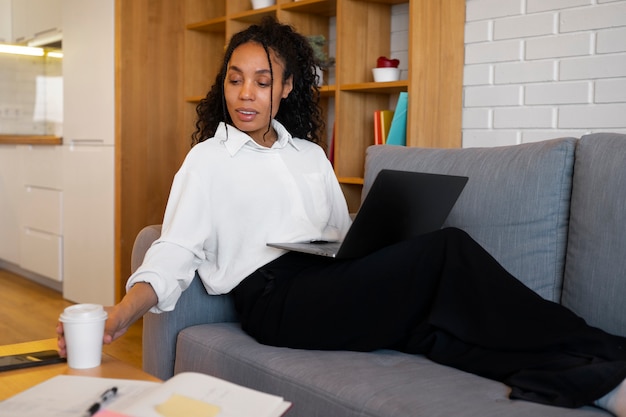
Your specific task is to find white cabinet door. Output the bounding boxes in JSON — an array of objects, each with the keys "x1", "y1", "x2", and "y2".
[
  {"x1": 22, "y1": 186, "x2": 62, "y2": 235},
  {"x1": 0, "y1": 145, "x2": 22, "y2": 264},
  {"x1": 19, "y1": 145, "x2": 63, "y2": 281},
  {"x1": 62, "y1": 0, "x2": 115, "y2": 305},
  {"x1": 62, "y1": 0, "x2": 114, "y2": 145},
  {"x1": 20, "y1": 228, "x2": 63, "y2": 281},
  {"x1": 20, "y1": 186, "x2": 63, "y2": 281},
  {"x1": 22, "y1": 145, "x2": 63, "y2": 190},
  {"x1": 11, "y1": 0, "x2": 61, "y2": 43},
  {"x1": 62, "y1": 144, "x2": 114, "y2": 305},
  {"x1": 0, "y1": 0, "x2": 11, "y2": 43}
]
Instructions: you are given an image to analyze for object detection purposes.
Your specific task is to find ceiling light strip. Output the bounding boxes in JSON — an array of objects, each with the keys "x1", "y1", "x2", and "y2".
[{"x1": 0, "y1": 44, "x2": 45, "y2": 56}]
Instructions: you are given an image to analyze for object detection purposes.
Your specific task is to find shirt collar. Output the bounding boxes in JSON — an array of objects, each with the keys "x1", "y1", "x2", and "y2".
[{"x1": 216, "y1": 120, "x2": 301, "y2": 156}]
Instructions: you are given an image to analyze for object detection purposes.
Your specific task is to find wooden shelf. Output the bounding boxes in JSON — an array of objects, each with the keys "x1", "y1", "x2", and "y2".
[
  {"x1": 281, "y1": 0, "x2": 337, "y2": 16},
  {"x1": 340, "y1": 80, "x2": 407, "y2": 94},
  {"x1": 187, "y1": 17, "x2": 226, "y2": 32},
  {"x1": 338, "y1": 176, "x2": 364, "y2": 185},
  {"x1": 354, "y1": 0, "x2": 407, "y2": 4},
  {"x1": 182, "y1": 0, "x2": 464, "y2": 211}
]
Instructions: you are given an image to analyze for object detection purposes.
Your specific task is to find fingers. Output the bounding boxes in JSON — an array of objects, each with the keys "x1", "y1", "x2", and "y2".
[{"x1": 56, "y1": 321, "x2": 67, "y2": 357}]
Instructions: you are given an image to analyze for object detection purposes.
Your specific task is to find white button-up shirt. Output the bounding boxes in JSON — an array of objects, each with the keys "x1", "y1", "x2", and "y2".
[{"x1": 127, "y1": 120, "x2": 352, "y2": 313}]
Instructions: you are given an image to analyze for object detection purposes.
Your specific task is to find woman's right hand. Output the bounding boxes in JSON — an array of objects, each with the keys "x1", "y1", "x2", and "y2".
[
  {"x1": 56, "y1": 304, "x2": 129, "y2": 357},
  {"x1": 56, "y1": 282, "x2": 158, "y2": 356}
]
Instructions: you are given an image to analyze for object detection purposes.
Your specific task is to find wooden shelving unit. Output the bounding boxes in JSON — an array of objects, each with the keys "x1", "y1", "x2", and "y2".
[{"x1": 182, "y1": 0, "x2": 464, "y2": 210}]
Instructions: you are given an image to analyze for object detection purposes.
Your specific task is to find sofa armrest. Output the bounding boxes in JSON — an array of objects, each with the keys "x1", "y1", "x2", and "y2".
[
  {"x1": 131, "y1": 225, "x2": 238, "y2": 379},
  {"x1": 131, "y1": 224, "x2": 163, "y2": 274},
  {"x1": 143, "y1": 277, "x2": 237, "y2": 379}
]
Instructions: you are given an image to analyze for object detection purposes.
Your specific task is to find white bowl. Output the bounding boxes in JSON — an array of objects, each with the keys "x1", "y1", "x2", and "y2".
[
  {"x1": 251, "y1": 0, "x2": 275, "y2": 9},
  {"x1": 372, "y1": 67, "x2": 400, "y2": 82}
]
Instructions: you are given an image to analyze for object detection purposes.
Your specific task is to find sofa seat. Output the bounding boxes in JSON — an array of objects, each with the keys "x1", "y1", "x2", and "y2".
[
  {"x1": 139, "y1": 133, "x2": 626, "y2": 417},
  {"x1": 173, "y1": 322, "x2": 606, "y2": 417}
]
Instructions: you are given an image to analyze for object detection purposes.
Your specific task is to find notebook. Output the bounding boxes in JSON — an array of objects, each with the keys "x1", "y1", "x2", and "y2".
[{"x1": 267, "y1": 169, "x2": 468, "y2": 259}]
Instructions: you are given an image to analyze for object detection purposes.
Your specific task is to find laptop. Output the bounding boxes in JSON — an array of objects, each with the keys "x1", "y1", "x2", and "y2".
[{"x1": 267, "y1": 169, "x2": 468, "y2": 259}]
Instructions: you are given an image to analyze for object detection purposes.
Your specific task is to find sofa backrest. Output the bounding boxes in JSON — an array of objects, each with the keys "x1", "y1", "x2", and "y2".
[
  {"x1": 364, "y1": 138, "x2": 577, "y2": 302},
  {"x1": 561, "y1": 133, "x2": 626, "y2": 337}
]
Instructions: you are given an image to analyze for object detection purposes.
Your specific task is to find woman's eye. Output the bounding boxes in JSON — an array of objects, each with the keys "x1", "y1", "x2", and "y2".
[{"x1": 227, "y1": 74, "x2": 242, "y2": 85}]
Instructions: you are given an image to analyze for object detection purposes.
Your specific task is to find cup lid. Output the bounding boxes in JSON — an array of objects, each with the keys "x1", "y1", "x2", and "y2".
[{"x1": 60, "y1": 303, "x2": 107, "y2": 322}]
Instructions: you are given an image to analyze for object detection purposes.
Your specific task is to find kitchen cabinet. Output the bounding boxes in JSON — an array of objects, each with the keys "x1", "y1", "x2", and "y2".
[
  {"x1": 0, "y1": 0, "x2": 11, "y2": 43},
  {"x1": 11, "y1": 0, "x2": 62, "y2": 43},
  {"x1": 18, "y1": 145, "x2": 63, "y2": 281},
  {"x1": 0, "y1": 145, "x2": 64, "y2": 281},
  {"x1": 0, "y1": 145, "x2": 21, "y2": 264},
  {"x1": 0, "y1": 144, "x2": 114, "y2": 304},
  {"x1": 62, "y1": 144, "x2": 114, "y2": 304},
  {"x1": 61, "y1": 0, "x2": 115, "y2": 305},
  {"x1": 63, "y1": 0, "x2": 114, "y2": 145}
]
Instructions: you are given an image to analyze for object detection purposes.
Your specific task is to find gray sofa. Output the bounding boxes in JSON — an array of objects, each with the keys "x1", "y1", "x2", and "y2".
[{"x1": 134, "y1": 132, "x2": 626, "y2": 417}]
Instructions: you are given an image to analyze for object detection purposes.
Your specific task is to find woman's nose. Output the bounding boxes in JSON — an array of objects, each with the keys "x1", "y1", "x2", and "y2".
[{"x1": 239, "y1": 81, "x2": 254, "y2": 100}]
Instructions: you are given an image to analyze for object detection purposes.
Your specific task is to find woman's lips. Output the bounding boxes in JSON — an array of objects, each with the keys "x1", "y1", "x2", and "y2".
[{"x1": 235, "y1": 108, "x2": 258, "y2": 122}]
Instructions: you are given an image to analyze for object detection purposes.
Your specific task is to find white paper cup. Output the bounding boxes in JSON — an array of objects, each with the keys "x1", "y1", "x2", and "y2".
[
  {"x1": 59, "y1": 304, "x2": 108, "y2": 369},
  {"x1": 372, "y1": 67, "x2": 401, "y2": 82}
]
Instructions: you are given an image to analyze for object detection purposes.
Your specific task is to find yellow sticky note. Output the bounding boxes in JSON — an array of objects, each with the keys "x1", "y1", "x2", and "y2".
[{"x1": 155, "y1": 393, "x2": 221, "y2": 417}]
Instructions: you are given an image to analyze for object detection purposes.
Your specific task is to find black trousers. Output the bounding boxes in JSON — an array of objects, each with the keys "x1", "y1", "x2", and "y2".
[{"x1": 232, "y1": 228, "x2": 626, "y2": 408}]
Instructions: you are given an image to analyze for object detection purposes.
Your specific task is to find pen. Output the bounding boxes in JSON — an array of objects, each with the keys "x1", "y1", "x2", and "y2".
[{"x1": 83, "y1": 386, "x2": 118, "y2": 417}]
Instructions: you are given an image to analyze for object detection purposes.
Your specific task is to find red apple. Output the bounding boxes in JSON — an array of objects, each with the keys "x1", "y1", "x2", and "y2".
[{"x1": 376, "y1": 56, "x2": 400, "y2": 68}]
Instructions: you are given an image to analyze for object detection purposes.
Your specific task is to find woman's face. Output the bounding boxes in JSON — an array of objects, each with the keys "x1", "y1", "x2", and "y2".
[{"x1": 224, "y1": 42, "x2": 293, "y2": 146}]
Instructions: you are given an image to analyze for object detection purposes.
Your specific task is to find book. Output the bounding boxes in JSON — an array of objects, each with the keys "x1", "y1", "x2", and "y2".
[
  {"x1": 0, "y1": 373, "x2": 291, "y2": 417},
  {"x1": 379, "y1": 110, "x2": 394, "y2": 144},
  {"x1": 373, "y1": 110, "x2": 394, "y2": 145},
  {"x1": 374, "y1": 110, "x2": 382, "y2": 145},
  {"x1": 386, "y1": 92, "x2": 408, "y2": 146}
]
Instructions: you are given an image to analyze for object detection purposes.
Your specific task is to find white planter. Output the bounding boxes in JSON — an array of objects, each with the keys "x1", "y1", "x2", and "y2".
[
  {"x1": 372, "y1": 67, "x2": 400, "y2": 82},
  {"x1": 251, "y1": 0, "x2": 275, "y2": 9}
]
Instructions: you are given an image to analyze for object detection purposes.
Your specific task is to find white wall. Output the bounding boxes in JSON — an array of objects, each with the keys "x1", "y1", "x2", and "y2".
[{"x1": 463, "y1": 0, "x2": 626, "y2": 147}]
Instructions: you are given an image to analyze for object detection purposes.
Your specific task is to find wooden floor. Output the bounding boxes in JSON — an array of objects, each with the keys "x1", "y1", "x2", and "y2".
[{"x1": 0, "y1": 269, "x2": 143, "y2": 369}]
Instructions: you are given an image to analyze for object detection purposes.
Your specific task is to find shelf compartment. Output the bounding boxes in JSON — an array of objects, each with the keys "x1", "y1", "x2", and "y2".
[
  {"x1": 185, "y1": 0, "x2": 226, "y2": 23},
  {"x1": 336, "y1": 0, "x2": 393, "y2": 85},
  {"x1": 183, "y1": 28, "x2": 225, "y2": 99},
  {"x1": 281, "y1": 0, "x2": 337, "y2": 16},
  {"x1": 229, "y1": 8, "x2": 279, "y2": 24},
  {"x1": 334, "y1": 89, "x2": 391, "y2": 181}
]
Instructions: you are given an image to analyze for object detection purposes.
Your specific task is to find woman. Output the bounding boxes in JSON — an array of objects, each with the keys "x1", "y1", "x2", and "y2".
[{"x1": 57, "y1": 17, "x2": 626, "y2": 415}]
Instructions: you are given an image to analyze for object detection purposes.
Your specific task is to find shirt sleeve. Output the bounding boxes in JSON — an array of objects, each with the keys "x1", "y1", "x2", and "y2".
[{"x1": 126, "y1": 163, "x2": 210, "y2": 313}]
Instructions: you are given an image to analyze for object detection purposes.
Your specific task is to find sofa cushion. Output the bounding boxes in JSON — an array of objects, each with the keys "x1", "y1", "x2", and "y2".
[
  {"x1": 562, "y1": 133, "x2": 626, "y2": 337},
  {"x1": 174, "y1": 323, "x2": 605, "y2": 417},
  {"x1": 364, "y1": 138, "x2": 577, "y2": 301}
]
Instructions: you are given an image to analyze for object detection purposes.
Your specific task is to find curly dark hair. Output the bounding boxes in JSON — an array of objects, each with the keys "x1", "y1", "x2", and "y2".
[{"x1": 191, "y1": 17, "x2": 324, "y2": 146}]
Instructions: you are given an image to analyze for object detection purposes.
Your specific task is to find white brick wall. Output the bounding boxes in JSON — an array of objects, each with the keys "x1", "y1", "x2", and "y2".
[
  {"x1": 0, "y1": 54, "x2": 62, "y2": 135},
  {"x1": 463, "y1": 0, "x2": 626, "y2": 147}
]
